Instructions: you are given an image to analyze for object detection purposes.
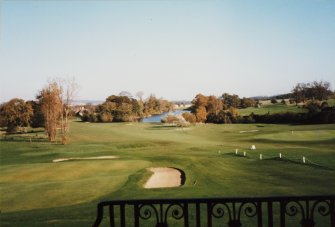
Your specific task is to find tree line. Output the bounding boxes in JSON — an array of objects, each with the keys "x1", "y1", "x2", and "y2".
[
  {"x1": 1, "y1": 80, "x2": 334, "y2": 142},
  {"x1": 291, "y1": 81, "x2": 332, "y2": 105},
  {"x1": 80, "y1": 94, "x2": 173, "y2": 123},
  {"x1": 174, "y1": 80, "x2": 334, "y2": 124},
  {"x1": 0, "y1": 79, "x2": 78, "y2": 144}
]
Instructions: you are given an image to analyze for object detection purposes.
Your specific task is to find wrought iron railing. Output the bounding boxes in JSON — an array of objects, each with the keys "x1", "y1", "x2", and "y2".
[{"x1": 93, "y1": 195, "x2": 335, "y2": 227}]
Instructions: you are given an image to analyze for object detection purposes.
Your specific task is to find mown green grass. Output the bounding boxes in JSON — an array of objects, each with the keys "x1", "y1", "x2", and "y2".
[
  {"x1": 237, "y1": 98, "x2": 335, "y2": 116},
  {"x1": 0, "y1": 122, "x2": 335, "y2": 226},
  {"x1": 237, "y1": 103, "x2": 307, "y2": 116}
]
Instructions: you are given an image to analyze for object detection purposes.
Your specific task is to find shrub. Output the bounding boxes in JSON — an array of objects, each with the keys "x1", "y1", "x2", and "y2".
[
  {"x1": 182, "y1": 112, "x2": 196, "y2": 124},
  {"x1": 98, "y1": 113, "x2": 113, "y2": 122},
  {"x1": 271, "y1": 98, "x2": 278, "y2": 104},
  {"x1": 161, "y1": 114, "x2": 189, "y2": 127}
]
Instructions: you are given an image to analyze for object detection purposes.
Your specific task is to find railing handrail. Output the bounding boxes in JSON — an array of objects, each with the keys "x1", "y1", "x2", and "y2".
[{"x1": 98, "y1": 195, "x2": 335, "y2": 204}]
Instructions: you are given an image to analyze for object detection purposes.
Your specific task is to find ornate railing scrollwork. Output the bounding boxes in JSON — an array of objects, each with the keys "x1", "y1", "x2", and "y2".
[
  {"x1": 285, "y1": 200, "x2": 305, "y2": 218},
  {"x1": 209, "y1": 201, "x2": 259, "y2": 227},
  {"x1": 164, "y1": 203, "x2": 185, "y2": 222},
  {"x1": 137, "y1": 202, "x2": 186, "y2": 227},
  {"x1": 138, "y1": 204, "x2": 159, "y2": 221},
  {"x1": 92, "y1": 195, "x2": 335, "y2": 227},
  {"x1": 311, "y1": 200, "x2": 330, "y2": 218},
  {"x1": 283, "y1": 199, "x2": 333, "y2": 227},
  {"x1": 211, "y1": 202, "x2": 231, "y2": 219},
  {"x1": 239, "y1": 201, "x2": 258, "y2": 218}
]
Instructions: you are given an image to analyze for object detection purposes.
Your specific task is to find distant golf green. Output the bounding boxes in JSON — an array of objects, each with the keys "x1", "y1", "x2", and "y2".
[
  {"x1": 1, "y1": 122, "x2": 335, "y2": 226},
  {"x1": 237, "y1": 103, "x2": 307, "y2": 116}
]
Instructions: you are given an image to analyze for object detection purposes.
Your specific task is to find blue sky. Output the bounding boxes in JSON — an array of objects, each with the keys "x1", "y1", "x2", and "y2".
[{"x1": 0, "y1": 0, "x2": 334, "y2": 102}]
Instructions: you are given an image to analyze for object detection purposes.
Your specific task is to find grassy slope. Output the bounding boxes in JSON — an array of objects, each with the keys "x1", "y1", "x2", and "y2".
[
  {"x1": 237, "y1": 98, "x2": 335, "y2": 116},
  {"x1": 237, "y1": 103, "x2": 307, "y2": 116},
  {"x1": 0, "y1": 122, "x2": 335, "y2": 226}
]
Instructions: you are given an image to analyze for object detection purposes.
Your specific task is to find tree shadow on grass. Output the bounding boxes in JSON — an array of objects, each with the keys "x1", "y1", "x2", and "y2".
[
  {"x1": 222, "y1": 152, "x2": 252, "y2": 159},
  {"x1": 147, "y1": 125, "x2": 177, "y2": 130},
  {"x1": 0, "y1": 133, "x2": 48, "y2": 143},
  {"x1": 263, "y1": 157, "x2": 334, "y2": 171},
  {"x1": 0, "y1": 137, "x2": 49, "y2": 143},
  {"x1": 221, "y1": 153, "x2": 334, "y2": 171}
]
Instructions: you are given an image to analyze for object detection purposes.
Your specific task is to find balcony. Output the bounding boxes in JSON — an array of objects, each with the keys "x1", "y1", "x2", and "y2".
[{"x1": 93, "y1": 195, "x2": 335, "y2": 227}]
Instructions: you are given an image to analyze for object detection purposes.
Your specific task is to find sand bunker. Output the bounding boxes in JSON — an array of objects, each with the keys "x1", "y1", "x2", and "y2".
[
  {"x1": 52, "y1": 156, "x2": 118, "y2": 163},
  {"x1": 239, "y1": 130, "x2": 259, "y2": 133},
  {"x1": 144, "y1": 167, "x2": 185, "y2": 189}
]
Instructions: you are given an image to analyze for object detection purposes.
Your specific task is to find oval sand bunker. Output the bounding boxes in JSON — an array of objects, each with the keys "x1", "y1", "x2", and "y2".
[{"x1": 144, "y1": 167, "x2": 185, "y2": 189}]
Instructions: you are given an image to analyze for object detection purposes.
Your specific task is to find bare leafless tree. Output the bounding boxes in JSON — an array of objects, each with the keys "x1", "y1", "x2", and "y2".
[{"x1": 61, "y1": 77, "x2": 79, "y2": 144}]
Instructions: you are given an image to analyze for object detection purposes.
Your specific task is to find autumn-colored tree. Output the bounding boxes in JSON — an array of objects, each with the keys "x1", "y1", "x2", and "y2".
[
  {"x1": 207, "y1": 95, "x2": 223, "y2": 114},
  {"x1": 143, "y1": 95, "x2": 159, "y2": 115},
  {"x1": 191, "y1": 94, "x2": 207, "y2": 122},
  {"x1": 38, "y1": 83, "x2": 62, "y2": 142},
  {"x1": 38, "y1": 78, "x2": 78, "y2": 144},
  {"x1": 143, "y1": 95, "x2": 173, "y2": 116},
  {"x1": 159, "y1": 99, "x2": 174, "y2": 112},
  {"x1": 228, "y1": 107, "x2": 239, "y2": 120},
  {"x1": 195, "y1": 106, "x2": 207, "y2": 122},
  {"x1": 190, "y1": 93, "x2": 240, "y2": 124},
  {"x1": 95, "y1": 95, "x2": 143, "y2": 122},
  {"x1": 135, "y1": 91, "x2": 145, "y2": 117},
  {"x1": 182, "y1": 112, "x2": 196, "y2": 124},
  {"x1": 0, "y1": 98, "x2": 33, "y2": 132},
  {"x1": 192, "y1": 94, "x2": 209, "y2": 109}
]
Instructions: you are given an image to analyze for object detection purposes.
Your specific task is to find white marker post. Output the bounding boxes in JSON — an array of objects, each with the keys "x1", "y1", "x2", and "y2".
[
  {"x1": 279, "y1": 153, "x2": 282, "y2": 159},
  {"x1": 244, "y1": 152, "x2": 246, "y2": 157},
  {"x1": 235, "y1": 149, "x2": 238, "y2": 155},
  {"x1": 260, "y1": 154, "x2": 262, "y2": 160},
  {"x1": 303, "y1": 156, "x2": 306, "y2": 164}
]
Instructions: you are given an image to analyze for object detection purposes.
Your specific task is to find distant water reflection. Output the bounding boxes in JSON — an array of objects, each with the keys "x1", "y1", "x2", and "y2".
[{"x1": 141, "y1": 110, "x2": 190, "y2": 123}]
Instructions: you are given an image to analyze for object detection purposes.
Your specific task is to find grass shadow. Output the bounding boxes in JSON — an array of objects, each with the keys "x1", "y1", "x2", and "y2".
[
  {"x1": 263, "y1": 157, "x2": 334, "y2": 171},
  {"x1": 0, "y1": 129, "x2": 48, "y2": 143},
  {"x1": 148, "y1": 125, "x2": 177, "y2": 130},
  {"x1": 221, "y1": 152, "x2": 251, "y2": 159},
  {"x1": 0, "y1": 136, "x2": 48, "y2": 143}
]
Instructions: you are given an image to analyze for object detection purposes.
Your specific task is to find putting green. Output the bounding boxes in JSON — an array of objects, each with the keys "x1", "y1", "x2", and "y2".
[{"x1": 254, "y1": 130, "x2": 335, "y2": 141}]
